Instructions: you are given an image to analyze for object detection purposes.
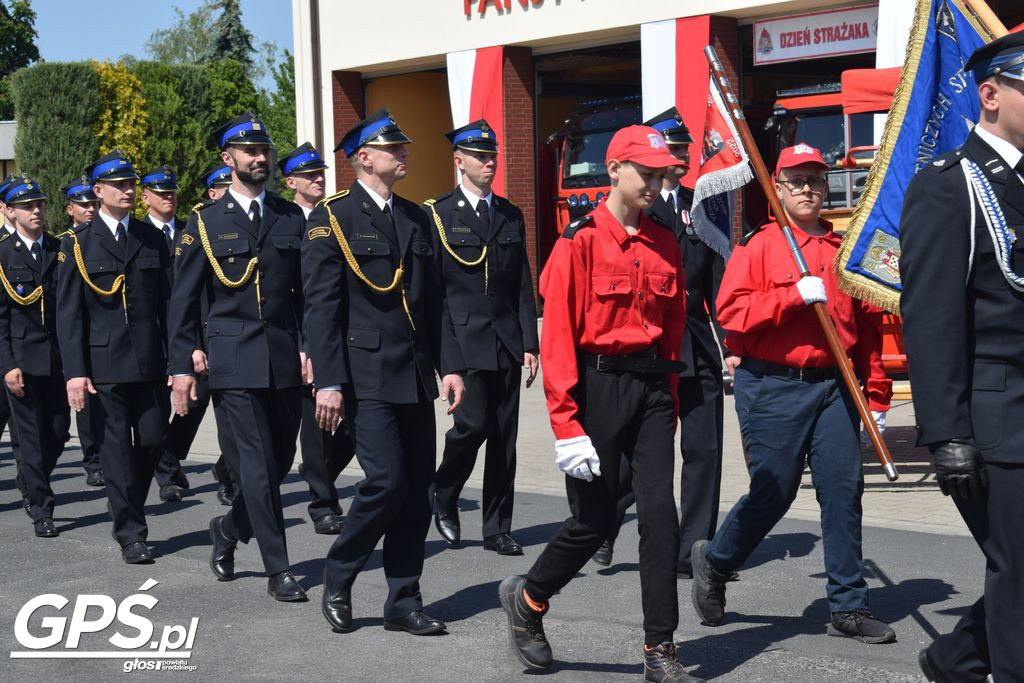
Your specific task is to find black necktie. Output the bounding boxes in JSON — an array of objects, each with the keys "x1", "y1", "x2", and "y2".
[
  {"x1": 476, "y1": 199, "x2": 490, "y2": 235},
  {"x1": 1015, "y1": 158, "x2": 1024, "y2": 179},
  {"x1": 250, "y1": 200, "x2": 261, "y2": 230},
  {"x1": 29, "y1": 242, "x2": 40, "y2": 270},
  {"x1": 115, "y1": 222, "x2": 126, "y2": 253},
  {"x1": 163, "y1": 224, "x2": 173, "y2": 243},
  {"x1": 665, "y1": 193, "x2": 680, "y2": 231}
]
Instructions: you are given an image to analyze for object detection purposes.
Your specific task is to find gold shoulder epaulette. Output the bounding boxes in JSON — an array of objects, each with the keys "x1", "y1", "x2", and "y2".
[
  {"x1": 191, "y1": 201, "x2": 207, "y2": 214},
  {"x1": 55, "y1": 229, "x2": 73, "y2": 239},
  {"x1": 0, "y1": 231, "x2": 9, "y2": 242},
  {"x1": 317, "y1": 189, "x2": 349, "y2": 208}
]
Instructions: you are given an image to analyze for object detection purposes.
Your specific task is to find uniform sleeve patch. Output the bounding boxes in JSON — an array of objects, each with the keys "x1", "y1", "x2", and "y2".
[
  {"x1": 57, "y1": 251, "x2": 66, "y2": 262},
  {"x1": 308, "y1": 227, "x2": 331, "y2": 240},
  {"x1": 174, "y1": 247, "x2": 182, "y2": 256},
  {"x1": 180, "y1": 233, "x2": 194, "y2": 246}
]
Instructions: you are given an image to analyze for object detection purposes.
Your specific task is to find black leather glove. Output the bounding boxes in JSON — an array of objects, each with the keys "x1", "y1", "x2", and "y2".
[{"x1": 929, "y1": 438, "x2": 988, "y2": 501}]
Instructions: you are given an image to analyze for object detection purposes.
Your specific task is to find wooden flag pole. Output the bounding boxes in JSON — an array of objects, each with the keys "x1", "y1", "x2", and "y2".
[
  {"x1": 963, "y1": 0, "x2": 1008, "y2": 39},
  {"x1": 705, "y1": 46, "x2": 898, "y2": 481}
]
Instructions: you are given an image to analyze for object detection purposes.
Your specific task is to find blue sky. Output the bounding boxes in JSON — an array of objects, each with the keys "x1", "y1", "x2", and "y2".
[{"x1": 34, "y1": 0, "x2": 293, "y2": 89}]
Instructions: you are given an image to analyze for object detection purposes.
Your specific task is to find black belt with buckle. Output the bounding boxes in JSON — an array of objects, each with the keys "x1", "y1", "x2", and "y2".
[
  {"x1": 741, "y1": 357, "x2": 837, "y2": 381},
  {"x1": 582, "y1": 348, "x2": 686, "y2": 375}
]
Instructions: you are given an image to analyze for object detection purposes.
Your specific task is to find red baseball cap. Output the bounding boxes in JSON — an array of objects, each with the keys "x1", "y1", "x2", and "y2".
[
  {"x1": 605, "y1": 125, "x2": 686, "y2": 169},
  {"x1": 775, "y1": 143, "x2": 830, "y2": 176}
]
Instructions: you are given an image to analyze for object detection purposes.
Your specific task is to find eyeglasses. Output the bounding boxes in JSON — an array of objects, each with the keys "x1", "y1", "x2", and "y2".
[{"x1": 778, "y1": 176, "x2": 827, "y2": 194}]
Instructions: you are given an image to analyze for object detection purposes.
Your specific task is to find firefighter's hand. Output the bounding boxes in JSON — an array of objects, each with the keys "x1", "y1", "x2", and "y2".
[
  {"x1": 524, "y1": 353, "x2": 539, "y2": 388},
  {"x1": 555, "y1": 436, "x2": 602, "y2": 482},
  {"x1": 441, "y1": 373, "x2": 465, "y2": 414},
  {"x1": 5, "y1": 368, "x2": 24, "y2": 398},
  {"x1": 171, "y1": 375, "x2": 198, "y2": 416},
  {"x1": 724, "y1": 355, "x2": 741, "y2": 380},
  {"x1": 930, "y1": 438, "x2": 987, "y2": 501},
  {"x1": 796, "y1": 276, "x2": 827, "y2": 305},
  {"x1": 315, "y1": 389, "x2": 343, "y2": 433},
  {"x1": 66, "y1": 376, "x2": 97, "y2": 412}
]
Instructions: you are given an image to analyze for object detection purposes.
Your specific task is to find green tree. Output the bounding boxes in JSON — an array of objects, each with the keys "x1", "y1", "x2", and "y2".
[
  {"x1": 0, "y1": 0, "x2": 40, "y2": 119},
  {"x1": 9, "y1": 62, "x2": 101, "y2": 231},
  {"x1": 132, "y1": 61, "x2": 210, "y2": 213},
  {"x1": 143, "y1": 1, "x2": 217, "y2": 65},
  {"x1": 261, "y1": 49, "x2": 295, "y2": 155},
  {"x1": 204, "y1": 0, "x2": 255, "y2": 78}
]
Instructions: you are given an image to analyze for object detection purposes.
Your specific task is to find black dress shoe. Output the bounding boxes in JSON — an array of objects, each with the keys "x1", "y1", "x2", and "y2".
[
  {"x1": 313, "y1": 513, "x2": 341, "y2": 535},
  {"x1": 322, "y1": 581, "x2": 353, "y2": 633},
  {"x1": 209, "y1": 516, "x2": 236, "y2": 581},
  {"x1": 216, "y1": 484, "x2": 234, "y2": 506},
  {"x1": 484, "y1": 533, "x2": 523, "y2": 556},
  {"x1": 21, "y1": 498, "x2": 31, "y2": 518},
  {"x1": 434, "y1": 499, "x2": 460, "y2": 545},
  {"x1": 122, "y1": 541, "x2": 154, "y2": 564},
  {"x1": 34, "y1": 517, "x2": 58, "y2": 538},
  {"x1": 267, "y1": 570, "x2": 308, "y2": 602},
  {"x1": 86, "y1": 471, "x2": 105, "y2": 487},
  {"x1": 592, "y1": 540, "x2": 613, "y2": 566},
  {"x1": 383, "y1": 610, "x2": 446, "y2": 635},
  {"x1": 159, "y1": 484, "x2": 184, "y2": 502}
]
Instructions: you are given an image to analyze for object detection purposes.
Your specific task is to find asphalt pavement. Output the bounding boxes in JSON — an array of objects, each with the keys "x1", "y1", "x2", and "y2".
[{"x1": 0, "y1": 432, "x2": 976, "y2": 682}]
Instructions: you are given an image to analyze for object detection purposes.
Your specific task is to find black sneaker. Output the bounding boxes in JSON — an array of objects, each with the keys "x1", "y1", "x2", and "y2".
[
  {"x1": 592, "y1": 540, "x2": 613, "y2": 566},
  {"x1": 644, "y1": 643, "x2": 705, "y2": 682},
  {"x1": 498, "y1": 575, "x2": 553, "y2": 670},
  {"x1": 827, "y1": 608, "x2": 896, "y2": 644},
  {"x1": 690, "y1": 540, "x2": 730, "y2": 626}
]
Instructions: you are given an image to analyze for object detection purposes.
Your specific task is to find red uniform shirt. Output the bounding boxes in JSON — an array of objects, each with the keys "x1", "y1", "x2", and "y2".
[
  {"x1": 716, "y1": 220, "x2": 891, "y2": 411},
  {"x1": 540, "y1": 203, "x2": 686, "y2": 440}
]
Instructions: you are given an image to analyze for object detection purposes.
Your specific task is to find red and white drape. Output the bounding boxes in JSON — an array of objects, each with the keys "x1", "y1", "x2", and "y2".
[{"x1": 446, "y1": 46, "x2": 506, "y2": 195}]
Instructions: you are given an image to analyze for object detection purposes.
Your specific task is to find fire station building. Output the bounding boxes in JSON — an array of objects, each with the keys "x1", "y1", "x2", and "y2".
[{"x1": 290, "y1": 0, "x2": 1024, "y2": 279}]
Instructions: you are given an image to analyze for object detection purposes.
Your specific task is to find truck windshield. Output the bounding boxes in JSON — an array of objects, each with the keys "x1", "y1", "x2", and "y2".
[{"x1": 562, "y1": 130, "x2": 615, "y2": 188}]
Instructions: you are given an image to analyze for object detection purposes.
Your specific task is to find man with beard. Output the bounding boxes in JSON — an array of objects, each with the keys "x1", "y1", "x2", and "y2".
[
  {"x1": 168, "y1": 113, "x2": 308, "y2": 602},
  {"x1": 140, "y1": 166, "x2": 191, "y2": 502},
  {"x1": 60, "y1": 177, "x2": 104, "y2": 488},
  {"x1": 57, "y1": 151, "x2": 173, "y2": 565},
  {"x1": 0, "y1": 178, "x2": 69, "y2": 538},
  {"x1": 428, "y1": 119, "x2": 538, "y2": 556},
  {"x1": 306, "y1": 108, "x2": 465, "y2": 635},
  {"x1": 278, "y1": 142, "x2": 355, "y2": 535}
]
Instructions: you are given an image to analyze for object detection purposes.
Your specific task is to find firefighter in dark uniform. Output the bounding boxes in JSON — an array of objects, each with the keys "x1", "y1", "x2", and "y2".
[
  {"x1": 60, "y1": 178, "x2": 103, "y2": 487},
  {"x1": 279, "y1": 142, "x2": 355, "y2": 535},
  {"x1": 901, "y1": 33, "x2": 1024, "y2": 683},
  {"x1": 200, "y1": 163, "x2": 238, "y2": 507},
  {"x1": 596, "y1": 109, "x2": 732, "y2": 576},
  {"x1": 499, "y1": 126, "x2": 700, "y2": 682},
  {"x1": 169, "y1": 113, "x2": 307, "y2": 602},
  {"x1": 140, "y1": 165, "x2": 192, "y2": 502},
  {"x1": 57, "y1": 150, "x2": 173, "y2": 565},
  {"x1": 0, "y1": 175, "x2": 19, "y2": 476},
  {"x1": 0, "y1": 178, "x2": 69, "y2": 538},
  {"x1": 306, "y1": 108, "x2": 465, "y2": 635},
  {"x1": 428, "y1": 119, "x2": 539, "y2": 555}
]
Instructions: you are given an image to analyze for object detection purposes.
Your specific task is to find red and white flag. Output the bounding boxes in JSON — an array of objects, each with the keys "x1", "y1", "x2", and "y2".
[{"x1": 689, "y1": 75, "x2": 753, "y2": 258}]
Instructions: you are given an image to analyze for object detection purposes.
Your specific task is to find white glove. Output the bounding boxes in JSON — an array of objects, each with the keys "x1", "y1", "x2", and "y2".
[
  {"x1": 555, "y1": 436, "x2": 602, "y2": 482},
  {"x1": 795, "y1": 276, "x2": 827, "y2": 305},
  {"x1": 860, "y1": 410, "x2": 887, "y2": 447}
]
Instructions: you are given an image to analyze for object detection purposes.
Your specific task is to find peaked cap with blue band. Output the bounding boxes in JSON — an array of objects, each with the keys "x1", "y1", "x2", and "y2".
[
  {"x1": 201, "y1": 163, "x2": 232, "y2": 190},
  {"x1": 86, "y1": 150, "x2": 139, "y2": 183},
  {"x1": 966, "y1": 31, "x2": 1024, "y2": 83},
  {"x1": 141, "y1": 165, "x2": 179, "y2": 191},
  {"x1": 4, "y1": 176, "x2": 46, "y2": 204},
  {"x1": 445, "y1": 119, "x2": 498, "y2": 154},
  {"x1": 212, "y1": 112, "x2": 273, "y2": 150},
  {"x1": 61, "y1": 176, "x2": 98, "y2": 204},
  {"x1": 278, "y1": 141, "x2": 329, "y2": 176},
  {"x1": 336, "y1": 108, "x2": 412, "y2": 157},
  {"x1": 643, "y1": 107, "x2": 693, "y2": 145},
  {"x1": 0, "y1": 174, "x2": 20, "y2": 204}
]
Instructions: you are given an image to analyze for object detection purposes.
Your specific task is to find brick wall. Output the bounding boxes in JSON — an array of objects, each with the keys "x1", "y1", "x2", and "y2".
[
  {"x1": 502, "y1": 46, "x2": 540, "y2": 296},
  {"x1": 331, "y1": 70, "x2": 363, "y2": 190},
  {"x1": 708, "y1": 16, "x2": 745, "y2": 243}
]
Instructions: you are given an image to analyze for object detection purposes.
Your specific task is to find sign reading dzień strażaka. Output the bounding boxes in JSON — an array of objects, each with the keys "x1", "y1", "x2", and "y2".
[{"x1": 754, "y1": 4, "x2": 879, "y2": 65}]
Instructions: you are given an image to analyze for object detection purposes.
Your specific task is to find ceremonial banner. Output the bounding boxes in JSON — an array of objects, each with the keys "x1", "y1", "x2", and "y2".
[
  {"x1": 689, "y1": 76, "x2": 753, "y2": 259},
  {"x1": 835, "y1": 0, "x2": 991, "y2": 312},
  {"x1": 446, "y1": 46, "x2": 505, "y2": 194}
]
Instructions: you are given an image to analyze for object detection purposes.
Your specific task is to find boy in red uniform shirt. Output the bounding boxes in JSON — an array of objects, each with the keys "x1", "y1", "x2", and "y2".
[
  {"x1": 689, "y1": 144, "x2": 895, "y2": 644},
  {"x1": 499, "y1": 126, "x2": 702, "y2": 683}
]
